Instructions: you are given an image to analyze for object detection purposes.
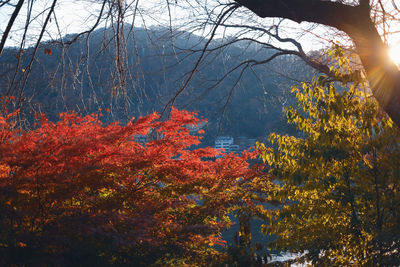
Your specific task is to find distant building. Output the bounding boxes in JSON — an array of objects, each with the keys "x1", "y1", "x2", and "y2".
[
  {"x1": 215, "y1": 136, "x2": 257, "y2": 155},
  {"x1": 247, "y1": 138, "x2": 257, "y2": 149},
  {"x1": 229, "y1": 144, "x2": 240, "y2": 153},
  {"x1": 215, "y1": 136, "x2": 234, "y2": 153},
  {"x1": 236, "y1": 136, "x2": 256, "y2": 150}
]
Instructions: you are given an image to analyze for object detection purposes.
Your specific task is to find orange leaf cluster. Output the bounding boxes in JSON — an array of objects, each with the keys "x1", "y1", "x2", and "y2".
[{"x1": 0, "y1": 107, "x2": 268, "y2": 265}]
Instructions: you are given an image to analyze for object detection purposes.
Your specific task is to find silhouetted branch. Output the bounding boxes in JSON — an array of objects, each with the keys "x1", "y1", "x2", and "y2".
[{"x1": 0, "y1": 0, "x2": 24, "y2": 55}]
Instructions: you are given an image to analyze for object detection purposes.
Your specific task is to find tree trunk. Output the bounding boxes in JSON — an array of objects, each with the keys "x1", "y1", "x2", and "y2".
[{"x1": 234, "y1": 0, "x2": 400, "y2": 128}]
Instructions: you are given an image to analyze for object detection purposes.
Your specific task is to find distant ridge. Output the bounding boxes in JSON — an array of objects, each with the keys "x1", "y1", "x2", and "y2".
[{"x1": 0, "y1": 26, "x2": 313, "y2": 144}]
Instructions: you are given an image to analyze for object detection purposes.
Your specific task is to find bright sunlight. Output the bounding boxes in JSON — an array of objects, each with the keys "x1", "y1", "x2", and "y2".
[{"x1": 389, "y1": 45, "x2": 400, "y2": 65}]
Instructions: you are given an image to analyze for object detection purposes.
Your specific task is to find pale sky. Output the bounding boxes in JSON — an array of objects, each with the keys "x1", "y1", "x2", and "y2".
[
  {"x1": 0, "y1": 0, "x2": 105, "y2": 47},
  {"x1": 0, "y1": 0, "x2": 399, "y2": 55},
  {"x1": 0, "y1": 0, "x2": 337, "y2": 51}
]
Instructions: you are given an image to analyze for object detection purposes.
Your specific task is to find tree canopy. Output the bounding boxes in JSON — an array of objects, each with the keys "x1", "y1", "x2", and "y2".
[
  {"x1": 258, "y1": 51, "x2": 400, "y2": 265},
  {"x1": 0, "y1": 105, "x2": 268, "y2": 265}
]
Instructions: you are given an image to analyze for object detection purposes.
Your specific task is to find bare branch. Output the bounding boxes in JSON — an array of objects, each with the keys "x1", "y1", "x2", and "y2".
[
  {"x1": 0, "y1": 0, "x2": 24, "y2": 55},
  {"x1": 16, "y1": 0, "x2": 58, "y2": 107},
  {"x1": 162, "y1": 3, "x2": 240, "y2": 115}
]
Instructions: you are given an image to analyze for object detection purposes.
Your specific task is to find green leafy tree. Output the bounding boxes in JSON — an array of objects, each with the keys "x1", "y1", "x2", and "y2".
[{"x1": 258, "y1": 52, "x2": 400, "y2": 265}]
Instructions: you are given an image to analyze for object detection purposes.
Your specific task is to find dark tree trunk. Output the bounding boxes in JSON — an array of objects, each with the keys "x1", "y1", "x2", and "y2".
[{"x1": 234, "y1": 0, "x2": 400, "y2": 128}]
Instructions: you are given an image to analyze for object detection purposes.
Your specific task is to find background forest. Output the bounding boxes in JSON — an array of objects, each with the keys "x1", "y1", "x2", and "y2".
[{"x1": 0, "y1": 26, "x2": 314, "y2": 144}]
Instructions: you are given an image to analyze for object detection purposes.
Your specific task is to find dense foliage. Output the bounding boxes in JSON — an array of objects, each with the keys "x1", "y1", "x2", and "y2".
[
  {"x1": 259, "y1": 57, "x2": 400, "y2": 265},
  {"x1": 0, "y1": 106, "x2": 267, "y2": 266}
]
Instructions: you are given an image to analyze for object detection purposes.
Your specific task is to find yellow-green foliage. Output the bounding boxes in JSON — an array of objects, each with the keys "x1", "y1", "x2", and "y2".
[{"x1": 258, "y1": 53, "x2": 400, "y2": 265}]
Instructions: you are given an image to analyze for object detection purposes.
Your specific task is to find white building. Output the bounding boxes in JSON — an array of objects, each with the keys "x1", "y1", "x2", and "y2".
[{"x1": 215, "y1": 136, "x2": 234, "y2": 153}]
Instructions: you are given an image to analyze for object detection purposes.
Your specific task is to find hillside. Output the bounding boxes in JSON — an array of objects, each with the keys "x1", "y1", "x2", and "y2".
[{"x1": 0, "y1": 26, "x2": 314, "y2": 144}]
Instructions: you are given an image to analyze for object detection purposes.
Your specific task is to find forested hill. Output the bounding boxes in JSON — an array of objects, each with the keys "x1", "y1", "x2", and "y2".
[{"x1": 0, "y1": 26, "x2": 314, "y2": 144}]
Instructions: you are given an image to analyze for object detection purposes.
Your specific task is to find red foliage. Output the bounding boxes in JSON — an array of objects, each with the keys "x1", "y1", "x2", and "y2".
[{"x1": 0, "y1": 108, "x2": 268, "y2": 265}]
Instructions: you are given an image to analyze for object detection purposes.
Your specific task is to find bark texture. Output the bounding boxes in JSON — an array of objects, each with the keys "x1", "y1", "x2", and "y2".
[{"x1": 235, "y1": 0, "x2": 400, "y2": 128}]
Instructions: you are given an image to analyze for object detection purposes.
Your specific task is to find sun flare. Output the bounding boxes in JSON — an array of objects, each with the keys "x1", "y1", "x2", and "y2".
[{"x1": 389, "y1": 45, "x2": 400, "y2": 65}]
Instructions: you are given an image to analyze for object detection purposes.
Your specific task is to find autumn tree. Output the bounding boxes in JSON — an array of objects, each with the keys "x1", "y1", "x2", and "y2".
[
  {"x1": 258, "y1": 52, "x2": 400, "y2": 265},
  {"x1": 0, "y1": 106, "x2": 268, "y2": 266}
]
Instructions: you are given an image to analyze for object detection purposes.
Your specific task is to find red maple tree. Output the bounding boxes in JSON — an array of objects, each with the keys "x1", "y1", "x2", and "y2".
[{"x1": 0, "y1": 107, "x2": 268, "y2": 266}]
